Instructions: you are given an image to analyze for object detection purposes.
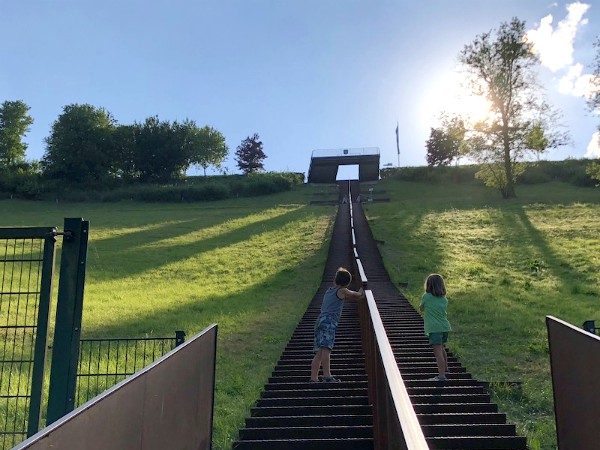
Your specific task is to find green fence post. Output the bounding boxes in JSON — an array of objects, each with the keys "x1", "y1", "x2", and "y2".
[
  {"x1": 46, "y1": 218, "x2": 89, "y2": 425},
  {"x1": 175, "y1": 330, "x2": 186, "y2": 346},
  {"x1": 26, "y1": 230, "x2": 58, "y2": 437}
]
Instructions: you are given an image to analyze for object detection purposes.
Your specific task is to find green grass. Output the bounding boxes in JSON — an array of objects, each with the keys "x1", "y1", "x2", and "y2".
[
  {"x1": 364, "y1": 180, "x2": 600, "y2": 450},
  {"x1": 0, "y1": 185, "x2": 337, "y2": 449},
  {"x1": 5, "y1": 179, "x2": 596, "y2": 449}
]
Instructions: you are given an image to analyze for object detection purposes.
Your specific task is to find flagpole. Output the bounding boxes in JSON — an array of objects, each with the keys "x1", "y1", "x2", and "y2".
[{"x1": 395, "y1": 122, "x2": 400, "y2": 167}]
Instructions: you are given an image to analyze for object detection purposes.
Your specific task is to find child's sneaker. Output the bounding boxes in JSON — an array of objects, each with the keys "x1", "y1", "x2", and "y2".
[
  {"x1": 322, "y1": 376, "x2": 341, "y2": 383},
  {"x1": 429, "y1": 375, "x2": 448, "y2": 381},
  {"x1": 308, "y1": 378, "x2": 320, "y2": 383}
]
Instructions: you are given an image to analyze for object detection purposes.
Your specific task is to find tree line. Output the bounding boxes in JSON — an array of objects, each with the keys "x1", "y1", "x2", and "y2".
[
  {"x1": 424, "y1": 18, "x2": 600, "y2": 197},
  {"x1": 0, "y1": 102, "x2": 268, "y2": 191}
]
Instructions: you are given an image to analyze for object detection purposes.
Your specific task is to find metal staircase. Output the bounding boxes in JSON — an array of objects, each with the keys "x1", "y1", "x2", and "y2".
[{"x1": 233, "y1": 182, "x2": 527, "y2": 450}]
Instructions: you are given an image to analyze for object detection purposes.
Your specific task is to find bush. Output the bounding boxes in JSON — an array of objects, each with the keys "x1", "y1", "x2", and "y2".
[
  {"x1": 517, "y1": 165, "x2": 552, "y2": 184},
  {"x1": 28, "y1": 172, "x2": 304, "y2": 203},
  {"x1": 0, "y1": 165, "x2": 48, "y2": 200},
  {"x1": 518, "y1": 160, "x2": 596, "y2": 187},
  {"x1": 181, "y1": 183, "x2": 231, "y2": 201},
  {"x1": 381, "y1": 160, "x2": 597, "y2": 189},
  {"x1": 381, "y1": 165, "x2": 479, "y2": 184}
]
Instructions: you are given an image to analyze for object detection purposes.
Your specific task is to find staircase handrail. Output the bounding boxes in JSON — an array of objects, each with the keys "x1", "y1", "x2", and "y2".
[
  {"x1": 361, "y1": 290, "x2": 429, "y2": 450},
  {"x1": 349, "y1": 182, "x2": 428, "y2": 449}
]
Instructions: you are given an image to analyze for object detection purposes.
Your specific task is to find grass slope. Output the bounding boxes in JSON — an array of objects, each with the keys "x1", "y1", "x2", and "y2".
[
  {"x1": 364, "y1": 180, "x2": 600, "y2": 450},
  {"x1": 1, "y1": 185, "x2": 336, "y2": 449}
]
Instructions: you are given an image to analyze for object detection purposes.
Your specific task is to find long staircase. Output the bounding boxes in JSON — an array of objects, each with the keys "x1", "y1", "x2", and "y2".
[{"x1": 233, "y1": 182, "x2": 527, "y2": 450}]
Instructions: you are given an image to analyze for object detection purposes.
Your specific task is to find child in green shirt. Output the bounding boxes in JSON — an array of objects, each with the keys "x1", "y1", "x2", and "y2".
[{"x1": 419, "y1": 273, "x2": 452, "y2": 381}]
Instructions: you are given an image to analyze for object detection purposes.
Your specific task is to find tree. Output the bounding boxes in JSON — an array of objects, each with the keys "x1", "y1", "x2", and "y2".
[
  {"x1": 111, "y1": 124, "x2": 138, "y2": 181},
  {"x1": 43, "y1": 104, "x2": 115, "y2": 184},
  {"x1": 459, "y1": 18, "x2": 567, "y2": 198},
  {"x1": 588, "y1": 36, "x2": 600, "y2": 113},
  {"x1": 587, "y1": 161, "x2": 600, "y2": 185},
  {"x1": 235, "y1": 133, "x2": 266, "y2": 174},
  {"x1": 426, "y1": 116, "x2": 465, "y2": 166},
  {"x1": 180, "y1": 121, "x2": 228, "y2": 176},
  {"x1": 133, "y1": 116, "x2": 189, "y2": 183},
  {"x1": 0, "y1": 100, "x2": 34, "y2": 168}
]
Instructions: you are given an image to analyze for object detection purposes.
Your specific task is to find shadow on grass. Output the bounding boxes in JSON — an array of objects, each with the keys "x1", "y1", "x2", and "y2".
[
  {"x1": 81, "y1": 249, "x2": 324, "y2": 338},
  {"x1": 495, "y1": 206, "x2": 593, "y2": 291},
  {"x1": 87, "y1": 204, "x2": 309, "y2": 282}
]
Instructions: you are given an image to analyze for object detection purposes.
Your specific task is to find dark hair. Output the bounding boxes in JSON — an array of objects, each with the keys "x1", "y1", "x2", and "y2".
[
  {"x1": 334, "y1": 267, "x2": 352, "y2": 287},
  {"x1": 424, "y1": 273, "x2": 446, "y2": 297}
]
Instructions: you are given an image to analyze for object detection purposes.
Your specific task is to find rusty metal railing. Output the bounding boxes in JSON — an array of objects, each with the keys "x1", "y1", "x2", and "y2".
[
  {"x1": 360, "y1": 291, "x2": 429, "y2": 449},
  {"x1": 12, "y1": 324, "x2": 217, "y2": 450},
  {"x1": 349, "y1": 197, "x2": 428, "y2": 450}
]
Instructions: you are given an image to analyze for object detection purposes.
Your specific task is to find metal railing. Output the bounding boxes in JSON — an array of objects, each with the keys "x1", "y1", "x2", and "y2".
[
  {"x1": 75, "y1": 331, "x2": 185, "y2": 407},
  {"x1": 13, "y1": 324, "x2": 217, "y2": 450},
  {"x1": 360, "y1": 291, "x2": 429, "y2": 449},
  {"x1": 349, "y1": 198, "x2": 429, "y2": 450}
]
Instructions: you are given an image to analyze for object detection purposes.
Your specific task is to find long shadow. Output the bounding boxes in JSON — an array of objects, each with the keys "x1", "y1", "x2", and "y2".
[
  {"x1": 86, "y1": 205, "x2": 307, "y2": 282},
  {"x1": 495, "y1": 206, "x2": 592, "y2": 290},
  {"x1": 86, "y1": 202, "x2": 279, "y2": 255},
  {"x1": 363, "y1": 200, "x2": 445, "y2": 287},
  {"x1": 79, "y1": 237, "x2": 329, "y2": 338}
]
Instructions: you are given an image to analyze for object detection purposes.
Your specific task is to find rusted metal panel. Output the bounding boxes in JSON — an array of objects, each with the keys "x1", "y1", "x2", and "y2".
[
  {"x1": 547, "y1": 316, "x2": 600, "y2": 450},
  {"x1": 13, "y1": 324, "x2": 217, "y2": 450}
]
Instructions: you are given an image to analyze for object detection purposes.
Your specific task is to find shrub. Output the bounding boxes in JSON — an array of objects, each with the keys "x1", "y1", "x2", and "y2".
[
  {"x1": 181, "y1": 183, "x2": 231, "y2": 201},
  {"x1": 518, "y1": 160, "x2": 596, "y2": 187},
  {"x1": 381, "y1": 165, "x2": 479, "y2": 184}
]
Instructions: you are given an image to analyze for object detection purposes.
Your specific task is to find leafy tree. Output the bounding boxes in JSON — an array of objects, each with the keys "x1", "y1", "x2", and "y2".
[
  {"x1": 459, "y1": 18, "x2": 567, "y2": 198},
  {"x1": 235, "y1": 133, "x2": 266, "y2": 174},
  {"x1": 110, "y1": 118, "x2": 228, "y2": 183},
  {"x1": 43, "y1": 104, "x2": 116, "y2": 184},
  {"x1": 587, "y1": 161, "x2": 600, "y2": 185},
  {"x1": 426, "y1": 116, "x2": 465, "y2": 166},
  {"x1": 588, "y1": 36, "x2": 600, "y2": 177},
  {"x1": 133, "y1": 116, "x2": 189, "y2": 183},
  {"x1": 185, "y1": 123, "x2": 228, "y2": 175},
  {"x1": 0, "y1": 100, "x2": 34, "y2": 168},
  {"x1": 588, "y1": 36, "x2": 600, "y2": 113},
  {"x1": 111, "y1": 124, "x2": 138, "y2": 181}
]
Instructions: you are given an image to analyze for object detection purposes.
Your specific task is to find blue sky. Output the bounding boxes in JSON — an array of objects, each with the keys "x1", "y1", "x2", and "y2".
[{"x1": 1, "y1": 1, "x2": 599, "y2": 177}]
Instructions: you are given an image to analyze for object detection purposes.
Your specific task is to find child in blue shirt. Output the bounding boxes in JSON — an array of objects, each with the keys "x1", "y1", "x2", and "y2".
[{"x1": 310, "y1": 267, "x2": 364, "y2": 383}]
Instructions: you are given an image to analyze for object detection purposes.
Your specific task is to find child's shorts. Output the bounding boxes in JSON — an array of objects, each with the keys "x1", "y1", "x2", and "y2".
[
  {"x1": 313, "y1": 313, "x2": 338, "y2": 352},
  {"x1": 428, "y1": 332, "x2": 449, "y2": 345}
]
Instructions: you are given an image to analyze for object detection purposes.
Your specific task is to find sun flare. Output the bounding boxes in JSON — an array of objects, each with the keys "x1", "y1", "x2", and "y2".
[{"x1": 421, "y1": 71, "x2": 493, "y2": 127}]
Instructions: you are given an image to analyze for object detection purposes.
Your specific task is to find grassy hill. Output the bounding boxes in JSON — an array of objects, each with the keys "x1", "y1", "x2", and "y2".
[
  {"x1": 1, "y1": 185, "x2": 337, "y2": 449},
  {"x1": 3, "y1": 178, "x2": 598, "y2": 449},
  {"x1": 363, "y1": 179, "x2": 600, "y2": 450}
]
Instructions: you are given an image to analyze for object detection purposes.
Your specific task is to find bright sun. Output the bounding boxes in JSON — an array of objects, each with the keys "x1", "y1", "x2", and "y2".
[{"x1": 421, "y1": 71, "x2": 492, "y2": 127}]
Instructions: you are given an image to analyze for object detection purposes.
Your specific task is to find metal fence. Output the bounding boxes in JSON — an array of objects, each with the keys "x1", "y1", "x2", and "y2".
[
  {"x1": 0, "y1": 228, "x2": 56, "y2": 449},
  {"x1": 75, "y1": 331, "x2": 186, "y2": 407},
  {"x1": 582, "y1": 320, "x2": 599, "y2": 335},
  {"x1": 13, "y1": 325, "x2": 217, "y2": 450},
  {"x1": 0, "y1": 221, "x2": 194, "y2": 450}
]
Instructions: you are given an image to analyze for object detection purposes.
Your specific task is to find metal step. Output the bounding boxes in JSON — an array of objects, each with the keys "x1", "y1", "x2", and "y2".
[{"x1": 234, "y1": 182, "x2": 527, "y2": 450}]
